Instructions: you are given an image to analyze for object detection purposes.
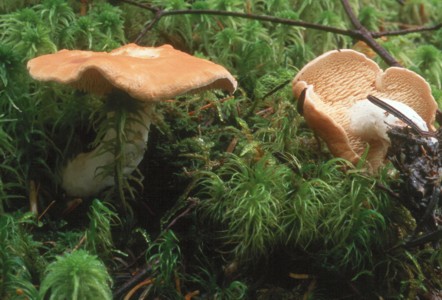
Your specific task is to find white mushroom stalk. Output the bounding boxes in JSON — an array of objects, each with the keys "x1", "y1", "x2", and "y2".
[
  {"x1": 349, "y1": 97, "x2": 434, "y2": 145},
  {"x1": 27, "y1": 44, "x2": 237, "y2": 197},
  {"x1": 61, "y1": 101, "x2": 154, "y2": 197}
]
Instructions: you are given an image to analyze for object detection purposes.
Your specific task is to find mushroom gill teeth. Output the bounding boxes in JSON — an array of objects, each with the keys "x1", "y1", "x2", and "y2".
[
  {"x1": 348, "y1": 97, "x2": 429, "y2": 143},
  {"x1": 292, "y1": 49, "x2": 437, "y2": 170}
]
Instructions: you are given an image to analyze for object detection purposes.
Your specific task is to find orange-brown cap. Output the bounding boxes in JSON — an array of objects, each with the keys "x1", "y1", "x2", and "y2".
[
  {"x1": 27, "y1": 43, "x2": 237, "y2": 101},
  {"x1": 293, "y1": 49, "x2": 438, "y2": 169}
]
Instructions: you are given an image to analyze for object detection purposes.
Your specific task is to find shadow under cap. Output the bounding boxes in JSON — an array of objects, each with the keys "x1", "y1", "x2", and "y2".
[{"x1": 27, "y1": 43, "x2": 237, "y2": 197}]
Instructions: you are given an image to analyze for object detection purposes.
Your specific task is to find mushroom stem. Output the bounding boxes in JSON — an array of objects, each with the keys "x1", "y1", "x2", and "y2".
[
  {"x1": 61, "y1": 102, "x2": 154, "y2": 197},
  {"x1": 349, "y1": 97, "x2": 431, "y2": 143}
]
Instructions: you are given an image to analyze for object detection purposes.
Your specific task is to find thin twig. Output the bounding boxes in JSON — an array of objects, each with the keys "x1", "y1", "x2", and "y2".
[
  {"x1": 119, "y1": 0, "x2": 360, "y2": 42},
  {"x1": 163, "y1": 198, "x2": 197, "y2": 231},
  {"x1": 188, "y1": 95, "x2": 234, "y2": 116},
  {"x1": 261, "y1": 79, "x2": 292, "y2": 101},
  {"x1": 120, "y1": 0, "x2": 158, "y2": 13},
  {"x1": 38, "y1": 200, "x2": 56, "y2": 221},
  {"x1": 341, "y1": 0, "x2": 362, "y2": 30},
  {"x1": 73, "y1": 234, "x2": 86, "y2": 251},
  {"x1": 246, "y1": 79, "x2": 292, "y2": 117},
  {"x1": 122, "y1": 0, "x2": 441, "y2": 67},
  {"x1": 340, "y1": 0, "x2": 401, "y2": 67},
  {"x1": 185, "y1": 290, "x2": 200, "y2": 300},
  {"x1": 161, "y1": 9, "x2": 355, "y2": 36},
  {"x1": 135, "y1": 10, "x2": 164, "y2": 44},
  {"x1": 373, "y1": 23, "x2": 442, "y2": 38},
  {"x1": 375, "y1": 183, "x2": 400, "y2": 199},
  {"x1": 123, "y1": 278, "x2": 154, "y2": 300},
  {"x1": 113, "y1": 197, "x2": 198, "y2": 298},
  {"x1": 113, "y1": 268, "x2": 150, "y2": 299},
  {"x1": 404, "y1": 228, "x2": 442, "y2": 248},
  {"x1": 367, "y1": 95, "x2": 435, "y2": 137}
]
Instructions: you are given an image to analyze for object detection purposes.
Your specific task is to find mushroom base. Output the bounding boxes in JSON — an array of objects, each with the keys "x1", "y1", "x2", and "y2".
[
  {"x1": 61, "y1": 103, "x2": 155, "y2": 197},
  {"x1": 348, "y1": 97, "x2": 434, "y2": 169}
]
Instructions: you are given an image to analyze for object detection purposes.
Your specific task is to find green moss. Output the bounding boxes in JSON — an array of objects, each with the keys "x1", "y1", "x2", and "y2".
[
  {"x1": 1, "y1": 0, "x2": 442, "y2": 298},
  {"x1": 39, "y1": 250, "x2": 112, "y2": 300}
]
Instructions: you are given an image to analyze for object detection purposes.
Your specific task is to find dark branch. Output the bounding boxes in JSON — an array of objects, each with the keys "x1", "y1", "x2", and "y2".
[
  {"x1": 340, "y1": 0, "x2": 363, "y2": 30},
  {"x1": 119, "y1": 0, "x2": 158, "y2": 13},
  {"x1": 373, "y1": 23, "x2": 442, "y2": 38},
  {"x1": 113, "y1": 268, "x2": 150, "y2": 299},
  {"x1": 126, "y1": 5, "x2": 360, "y2": 44},
  {"x1": 120, "y1": 0, "x2": 441, "y2": 67},
  {"x1": 367, "y1": 95, "x2": 435, "y2": 137},
  {"x1": 261, "y1": 79, "x2": 292, "y2": 101},
  {"x1": 162, "y1": 9, "x2": 355, "y2": 36},
  {"x1": 340, "y1": 0, "x2": 401, "y2": 67},
  {"x1": 135, "y1": 10, "x2": 164, "y2": 43},
  {"x1": 404, "y1": 228, "x2": 442, "y2": 248}
]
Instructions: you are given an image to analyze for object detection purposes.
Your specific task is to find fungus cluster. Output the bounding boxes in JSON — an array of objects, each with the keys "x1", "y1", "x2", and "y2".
[
  {"x1": 28, "y1": 43, "x2": 237, "y2": 197},
  {"x1": 292, "y1": 49, "x2": 438, "y2": 170}
]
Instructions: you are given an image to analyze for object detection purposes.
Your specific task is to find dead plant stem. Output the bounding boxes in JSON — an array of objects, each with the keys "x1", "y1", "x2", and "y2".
[{"x1": 120, "y1": 0, "x2": 441, "y2": 67}]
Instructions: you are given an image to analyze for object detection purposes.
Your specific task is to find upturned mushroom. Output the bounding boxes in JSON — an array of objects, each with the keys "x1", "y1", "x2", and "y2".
[
  {"x1": 27, "y1": 43, "x2": 237, "y2": 197},
  {"x1": 292, "y1": 49, "x2": 438, "y2": 170}
]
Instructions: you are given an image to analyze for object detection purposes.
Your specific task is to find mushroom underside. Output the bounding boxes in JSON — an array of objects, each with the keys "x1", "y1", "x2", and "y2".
[
  {"x1": 292, "y1": 49, "x2": 437, "y2": 170},
  {"x1": 27, "y1": 44, "x2": 237, "y2": 197},
  {"x1": 303, "y1": 85, "x2": 434, "y2": 170}
]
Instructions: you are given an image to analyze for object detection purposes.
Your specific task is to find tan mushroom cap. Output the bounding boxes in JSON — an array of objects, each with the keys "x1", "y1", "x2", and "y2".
[
  {"x1": 27, "y1": 43, "x2": 237, "y2": 101},
  {"x1": 293, "y1": 49, "x2": 438, "y2": 169}
]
